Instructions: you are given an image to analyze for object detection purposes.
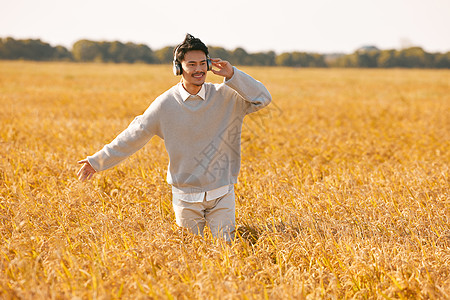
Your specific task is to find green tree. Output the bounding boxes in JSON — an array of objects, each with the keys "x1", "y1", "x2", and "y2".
[
  {"x1": 231, "y1": 47, "x2": 251, "y2": 65},
  {"x1": 209, "y1": 46, "x2": 231, "y2": 61},
  {"x1": 250, "y1": 51, "x2": 276, "y2": 66},
  {"x1": 378, "y1": 50, "x2": 396, "y2": 68},
  {"x1": 332, "y1": 53, "x2": 358, "y2": 68},
  {"x1": 275, "y1": 52, "x2": 293, "y2": 66},
  {"x1": 154, "y1": 46, "x2": 175, "y2": 64},
  {"x1": 130, "y1": 43, "x2": 156, "y2": 63},
  {"x1": 0, "y1": 37, "x2": 19, "y2": 59},
  {"x1": 107, "y1": 41, "x2": 125, "y2": 62},
  {"x1": 356, "y1": 51, "x2": 379, "y2": 68},
  {"x1": 72, "y1": 40, "x2": 101, "y2": 62},
  {"x1": 0, "y1": 37, "x2": 63, "y2": 61},
  {"x1": 396, "y1": 47, "x2": 430, "y2": 68},
  {"x1": 434, "y1": 52, "x2": 450, "y2": 68}
]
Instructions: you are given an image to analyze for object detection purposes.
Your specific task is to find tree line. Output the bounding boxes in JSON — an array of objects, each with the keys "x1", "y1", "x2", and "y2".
[{"x1": 1, "y1": 37, "x2": 449, "y2": 68}]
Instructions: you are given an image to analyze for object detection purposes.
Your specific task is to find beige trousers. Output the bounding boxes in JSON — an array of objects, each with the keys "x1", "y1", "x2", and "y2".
[{"x1": 172, "y1": 188, "x2": 236, "y2": 242}]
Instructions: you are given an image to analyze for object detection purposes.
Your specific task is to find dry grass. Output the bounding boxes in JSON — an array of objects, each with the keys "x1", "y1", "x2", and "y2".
[{"x1": 0, "y1": 61, "x2": 449, "y2": 299}]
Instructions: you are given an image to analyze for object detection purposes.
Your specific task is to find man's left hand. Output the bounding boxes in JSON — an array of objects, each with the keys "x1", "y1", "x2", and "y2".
[{"x1": 210, "y1": 58, "x2": 234, "y2": 81}]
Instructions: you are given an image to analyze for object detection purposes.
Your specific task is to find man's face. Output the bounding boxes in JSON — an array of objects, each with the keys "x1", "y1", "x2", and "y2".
[{"x1": 181, "y1": 50, "x2": 208, "y2": 88}]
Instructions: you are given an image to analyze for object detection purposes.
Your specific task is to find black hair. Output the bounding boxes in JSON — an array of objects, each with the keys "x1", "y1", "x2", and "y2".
[{"x1": 174, "y1": 34, "x2": 209, "y2": 63}]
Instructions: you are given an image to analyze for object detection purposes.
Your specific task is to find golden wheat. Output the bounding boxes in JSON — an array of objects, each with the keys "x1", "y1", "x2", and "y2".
[{"x1": 0, "y1": 61, "x2": 449, "y2": 299}]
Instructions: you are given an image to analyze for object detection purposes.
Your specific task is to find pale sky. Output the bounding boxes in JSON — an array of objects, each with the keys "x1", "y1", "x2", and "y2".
[{"x1": 1, "y1": 0, "x2": 449, "y2": 54}]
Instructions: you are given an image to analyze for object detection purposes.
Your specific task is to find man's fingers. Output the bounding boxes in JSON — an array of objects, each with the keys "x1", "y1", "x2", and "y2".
[
  {"x1": 210, "y1": 69, "x2": 223, "y2": 76},
  {"x1": 211, "y1": 58, "x2": 228, "y2": 67},
  {"x1": 77, "y1": 166, "x2": 86, "y2": 181},
  {"x1": 77, "y1": 161, "x2": 95, "y2": 181},
  {"x1": 78, "y1": 169, "x2": 94, "y2": 181},
  {"x1": 212, "y1": 61, "x2": 225, "y2": 67},
  {"x1": 77, "y1": 165, "x2": 84, "y2": 177}
]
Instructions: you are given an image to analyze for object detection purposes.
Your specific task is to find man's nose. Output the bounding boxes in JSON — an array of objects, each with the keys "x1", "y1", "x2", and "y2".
[{"x1": 195, "y1": 64, "x2": 204, "y2": 72}]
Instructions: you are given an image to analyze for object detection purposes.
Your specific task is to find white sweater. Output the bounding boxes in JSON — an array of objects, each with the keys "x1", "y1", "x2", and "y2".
[{"x1": 87, "y1": 67, "x2": 272, "y2": 193}]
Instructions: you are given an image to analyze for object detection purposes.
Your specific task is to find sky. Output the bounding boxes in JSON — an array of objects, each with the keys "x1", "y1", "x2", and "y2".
[{"x1": 1, "y1": 0, "x2": 449, "y2": 54}]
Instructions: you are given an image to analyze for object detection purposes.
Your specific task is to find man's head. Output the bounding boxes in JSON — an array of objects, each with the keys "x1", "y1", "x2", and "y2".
[
  {"x1": 173, "y1": 34, "x2": 210, "y2": 68},
  {"x1": 173, "y1": 34, "x2": 212, "y2": 93}
]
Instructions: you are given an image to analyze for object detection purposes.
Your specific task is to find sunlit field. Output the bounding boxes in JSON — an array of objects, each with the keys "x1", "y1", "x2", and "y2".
[{"x1": 1, "y1": 61, "x2": 449, "y2": 299}]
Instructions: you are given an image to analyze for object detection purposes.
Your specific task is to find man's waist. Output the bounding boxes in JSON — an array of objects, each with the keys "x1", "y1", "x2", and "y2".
[{"x1": 172, "y1": 184, "x2": 233, "y2": 202}]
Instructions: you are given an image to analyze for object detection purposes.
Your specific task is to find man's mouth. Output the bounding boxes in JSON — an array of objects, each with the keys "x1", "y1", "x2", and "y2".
[{"x1": 193, "y1": 72, "x2": 205, "y2": 78}]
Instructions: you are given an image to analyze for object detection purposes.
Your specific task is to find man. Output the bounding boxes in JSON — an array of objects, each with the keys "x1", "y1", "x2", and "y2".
[{"x1": 77, "y1": 34, "x2": 271, "y2": 242}]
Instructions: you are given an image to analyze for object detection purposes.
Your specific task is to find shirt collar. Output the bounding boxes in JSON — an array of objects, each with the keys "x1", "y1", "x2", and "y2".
[{"x1": 179, "y1": 83, "x2": 206, "y2": 101}]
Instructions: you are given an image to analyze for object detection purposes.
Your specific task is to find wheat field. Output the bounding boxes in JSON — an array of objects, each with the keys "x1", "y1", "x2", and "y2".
[{"x1": 0, "y1": 61, "x2": 449, "y2": 299}]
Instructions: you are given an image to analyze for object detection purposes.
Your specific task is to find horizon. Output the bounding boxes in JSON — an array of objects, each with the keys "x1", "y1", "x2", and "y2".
[{"x1": 2, "y1": 36, "x2": 448, "y2": 56}]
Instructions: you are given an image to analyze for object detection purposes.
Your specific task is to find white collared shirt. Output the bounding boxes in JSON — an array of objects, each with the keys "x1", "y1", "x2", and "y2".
[
  {"x1": 178, "y1": 82, "x2": 206, "y2": 101},
  {"x1": 172, "y1": 184, "x2": 232, "y2": 202},
  {"x1": 173, "y1": 83, "x2": 231, "y2": 203}
]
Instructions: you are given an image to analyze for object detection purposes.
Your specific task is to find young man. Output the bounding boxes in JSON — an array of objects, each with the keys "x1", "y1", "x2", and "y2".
[{"x1": 77, "y1": 34, "x2": 271, "y2": 242}]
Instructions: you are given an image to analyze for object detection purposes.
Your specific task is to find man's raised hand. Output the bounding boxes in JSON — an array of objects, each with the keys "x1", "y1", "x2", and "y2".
[{"x1": 210, "y1": 58, "x2": 234, "y2": 81}]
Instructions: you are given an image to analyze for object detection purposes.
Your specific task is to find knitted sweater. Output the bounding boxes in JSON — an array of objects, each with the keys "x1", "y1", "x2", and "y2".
[{"x1": 87, "y1": 67, "x2": 272, "y2": 193}]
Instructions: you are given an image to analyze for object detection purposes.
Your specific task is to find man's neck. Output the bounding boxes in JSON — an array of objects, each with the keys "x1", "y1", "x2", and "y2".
[{"x1": 182, "y1": 80, "x2": 202, "y2": 95}]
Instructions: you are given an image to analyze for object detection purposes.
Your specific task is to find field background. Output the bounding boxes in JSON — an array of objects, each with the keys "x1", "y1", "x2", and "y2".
[{"x1": 0, "y1": 61, "x2": 449, "y2": 299}]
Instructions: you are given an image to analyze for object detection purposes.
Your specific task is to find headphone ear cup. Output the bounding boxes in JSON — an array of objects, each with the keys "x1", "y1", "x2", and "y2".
[{"x1": 173, "y1": 61, "x2": 182, "y2": 76}]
